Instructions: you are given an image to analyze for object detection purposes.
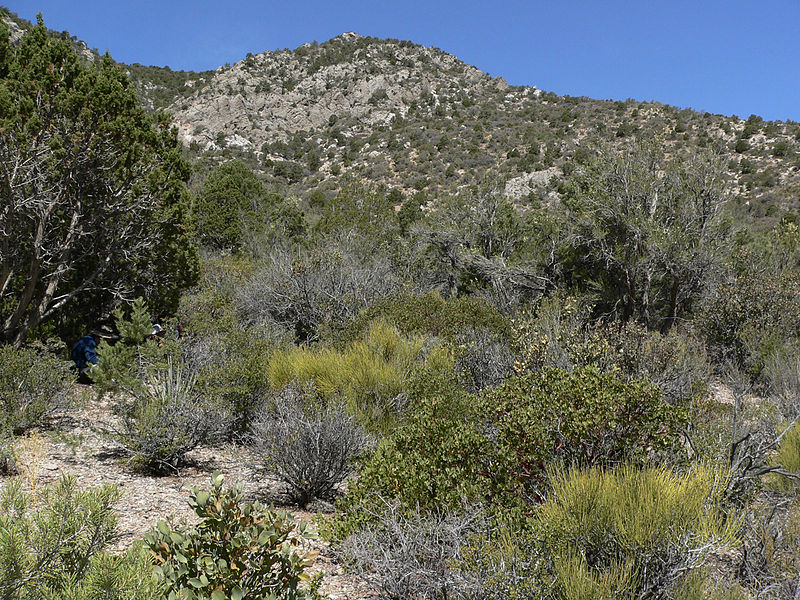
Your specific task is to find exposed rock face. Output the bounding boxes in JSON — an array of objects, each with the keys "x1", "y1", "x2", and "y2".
[
  {"x1": 2, "y1": 16, "x2": 24, "y2": 43},
  {"x1": 167, "y1": 33, "x2": 507, "y2": 153},
  {"x1": 504, "y1": 168, "x2": 559, "y2": 202}
]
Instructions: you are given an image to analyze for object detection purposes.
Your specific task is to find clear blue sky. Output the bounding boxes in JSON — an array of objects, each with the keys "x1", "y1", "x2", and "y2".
[{"x1": 6, "y1": 0, "x2": 799, "y2": 122}]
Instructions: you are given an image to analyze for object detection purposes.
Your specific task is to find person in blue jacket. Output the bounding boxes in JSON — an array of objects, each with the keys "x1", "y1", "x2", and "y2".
[{"x1": 71, "y1": 327, "x2": 114, "y2": 383}]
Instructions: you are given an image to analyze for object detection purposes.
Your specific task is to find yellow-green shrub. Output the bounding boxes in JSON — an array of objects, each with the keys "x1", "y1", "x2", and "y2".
[
  {"x1": 540, "y1": 465, "x2": 739, "y2": 598},
  {"x1": 766, "y1": 423, "x2": 800, "y2": 492},
  {"x1": 266, "y1": 320, "x2": 451, "y2": 429}
]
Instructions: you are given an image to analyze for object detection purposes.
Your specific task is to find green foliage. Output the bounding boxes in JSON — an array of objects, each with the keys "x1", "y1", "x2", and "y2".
[
  {"x1": 0, "y1": 17, "x2": 198, "y2": 345},
  {"x1": 332, "y1": 366, "x2": 687, "y2": 539},
  {"x1": 538, "y1": 465, "x2": 738, "y2": 599},
  {"x1": 329, "y1": 386, "x2": 485, "y2": 539},
  {"x1": 0, "y1": 476, "x2": 159, "y2": 599},
  {"x1": 562, "y1": 139, "x2": 730, "y2": 329},
  {"x1": 699, "y1": 264, "x2": 800, "y2": 374},
  {"x1": 313, "y1": 185, "x2": 399, "y2": 243},
  {"x1": 511, "y1": 295, "x2": 710, "y2": 405},
  {"x1": 0, "y1": 344, "x2": 72, "y2": 435},
  {"x1": 145, "y1": 472, "x2": 315, "y2": 600},
  {"x1": 339, "y1": 292, "x2": 510, "y2": 346},
  {"x1": 267, "y1": 320, "x2": 452, "y2": 430},
  {"x1": 93, "y1": 298, "x2": 181, "y2": 394},
  {"x1": 194, "y1": 159, "x2": 298, "y2": 251},
  {"x1": 479, "y1": 367, "x2": 689, "y2": 503}
]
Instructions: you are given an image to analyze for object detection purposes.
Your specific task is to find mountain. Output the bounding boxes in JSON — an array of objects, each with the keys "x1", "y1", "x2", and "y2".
[
  {"x1": 129, "y1": 33, "x2": 800, "y2": 220},
  {"x1": 4, "y1": 8, "x2": 800, "y2": 220}
]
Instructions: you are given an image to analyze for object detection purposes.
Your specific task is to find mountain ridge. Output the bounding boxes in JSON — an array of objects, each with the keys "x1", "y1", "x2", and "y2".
[{"x1": 3, "y1": 7, "x2": 800, "y2": 219}]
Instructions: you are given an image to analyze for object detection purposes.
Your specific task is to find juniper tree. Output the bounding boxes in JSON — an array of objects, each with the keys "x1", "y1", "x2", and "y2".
[{"x1": 0, "y1": 16, "x2": 198, "y2": 345}]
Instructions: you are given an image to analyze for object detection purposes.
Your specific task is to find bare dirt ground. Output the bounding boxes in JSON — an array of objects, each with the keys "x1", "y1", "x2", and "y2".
[{"x1": 0, "y1": 387, "x2": 379, "y2": 600}]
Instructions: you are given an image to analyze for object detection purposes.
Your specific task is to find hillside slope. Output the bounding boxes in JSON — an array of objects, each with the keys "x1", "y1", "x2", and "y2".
[{"x1": 4, "y1": 8, "x2": 800, "y2": 218}]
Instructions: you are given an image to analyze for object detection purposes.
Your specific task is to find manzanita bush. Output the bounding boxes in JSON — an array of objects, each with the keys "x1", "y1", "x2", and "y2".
[{"x1": 145, "y1": 472, "x2": 317, "y2": 600}]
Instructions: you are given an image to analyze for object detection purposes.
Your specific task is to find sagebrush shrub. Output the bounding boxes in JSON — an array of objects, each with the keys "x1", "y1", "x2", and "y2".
[
  {"x1": 145, "y1": 472, "x2": 315, "y2": 599},
  {"x1": 235, "y1": 233, "x2": 400, "y2": 341},
  {"x1": 248, "y1": 385, "x2": 372, "y2": 506},
  {"x1": 337, "y1": 502, "x2": 483, "y2": 600},
  {"x1": 452, "y1": 326, "x2": 514, "y2": 392}
]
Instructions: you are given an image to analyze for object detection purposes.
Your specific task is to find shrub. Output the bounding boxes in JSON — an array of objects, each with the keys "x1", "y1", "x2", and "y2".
[
  {"x1": 538, "y1": 465, "x2": 737, "y2": 599},
  {"x1": 738, "y1": 501, "x2": 800, "y2": 597},
  {"x1": 266, "y1": 320, "x2": 452, "y2": 430},
  {"x1": 236, "y1": 232, "x2": 400, "y2": 341},
  {"x1": 332, "y1": 367, "x2": 688, "y2": 538},
  {"x1": 330, "y1": 384, "x2": 484, "y2": 539},
  {"x1": 338, "y1": 292, "x2": 510, "y2": 347},
  {"x1": 0, "y1": 476, "x2": 159, "y2": 599},
  {"x1": 193, "y1": 331, "x2": 276, "y2": 437},
  {"x1": 248, "y1": 386, "x2": 372, "y2": 506},
  {"x1": 478, "y1": 367, "x2": 690, "y2": 503},
  {"x1": 699, "y1": 267, "x2": 800, "y2": 376},
  {"x1": 0, "y1": 344, "x2": 72, "y2": 437},
  {"x1": 337, "y1": 502, "x2": 483, "y2": 600},
  {"x1": 452, "y1": 326, "x2": 514, "y2": 392},
  {"x1": 511, "y1": 295, "x2": 709, "y2": 405},
  {"x1": 108, "y1": 363, "x2": 224, "y2": 472},
  {"x1": 92, "y1": 297, "x2": 182, "y2": 394},
  {"x1": 145, "y1": 472, "x2": 316, "y2": 600}
]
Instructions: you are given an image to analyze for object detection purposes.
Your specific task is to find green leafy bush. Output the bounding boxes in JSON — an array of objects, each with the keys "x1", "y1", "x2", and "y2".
[
  {"x1": 479, "y1": 367, "x2": 689, "y2": 503},
  {"x1": 328, "y1": 381, "x2": 483, "y2": 539},
  {"x1": 145, "y1": 472, "x2": 316, "y2": 600},
  {"x1": 0, "y1": 344, "x2": 72, "y2": 435},
  {"x1": 0, "y1": 476, "x2": 159, "y2": 599},
  {"x1": 332, "y1": 367, "x2": 688, "y2": 539},
  {"x1": 338, "y1": 292, "x2": 510, "y2": 346}
]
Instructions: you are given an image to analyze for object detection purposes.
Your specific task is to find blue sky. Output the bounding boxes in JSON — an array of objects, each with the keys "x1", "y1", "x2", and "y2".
[{"x1": 6, "y1": 0, "x2": 799, "y2": 122}]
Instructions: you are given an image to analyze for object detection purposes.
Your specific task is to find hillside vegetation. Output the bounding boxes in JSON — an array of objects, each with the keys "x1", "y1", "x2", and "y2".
[{"x1": 3, "y1": 8, "x2": 800, "y2": 600}]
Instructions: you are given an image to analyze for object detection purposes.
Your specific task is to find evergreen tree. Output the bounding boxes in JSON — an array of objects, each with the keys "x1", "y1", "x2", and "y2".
[{"x1": 0, "y1": 16, "x2": 198, "y2": 345}]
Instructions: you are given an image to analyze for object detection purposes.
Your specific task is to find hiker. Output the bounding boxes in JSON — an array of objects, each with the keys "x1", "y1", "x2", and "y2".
[
  {"x1": 71, "y1": 327, "x2": 113, "y2": 383},
  {"x1": 149, "y1": 323, "x2": 167, "y2": 347}
]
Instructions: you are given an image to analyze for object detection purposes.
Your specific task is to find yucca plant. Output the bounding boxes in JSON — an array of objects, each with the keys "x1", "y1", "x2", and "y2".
[{"x1": 110, "y1": 361, "x2": 223, "y2": 472}]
